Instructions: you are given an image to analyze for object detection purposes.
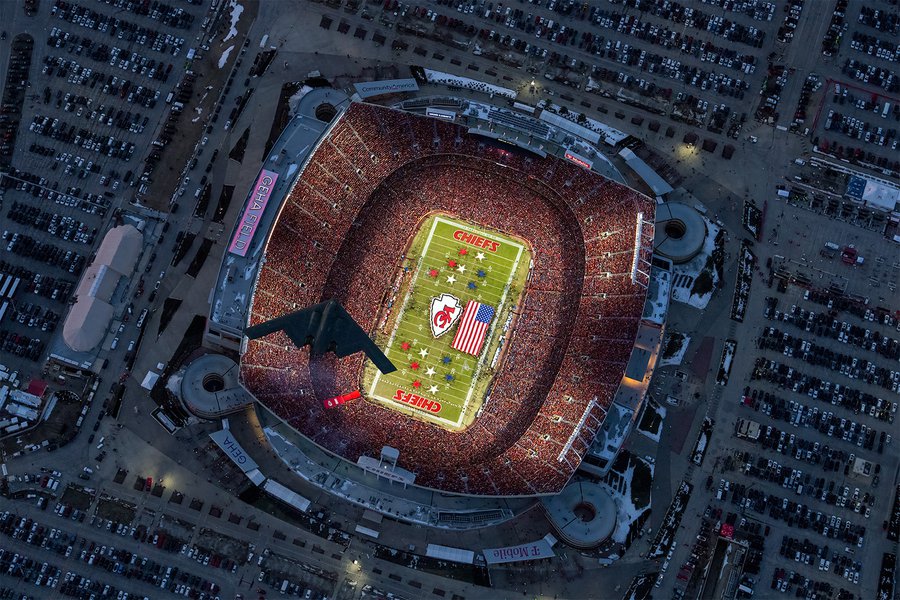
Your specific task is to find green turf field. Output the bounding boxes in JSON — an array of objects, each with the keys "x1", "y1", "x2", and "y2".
[{"x1": 365, "y1": 215, "x2": 531, "y2": 430}]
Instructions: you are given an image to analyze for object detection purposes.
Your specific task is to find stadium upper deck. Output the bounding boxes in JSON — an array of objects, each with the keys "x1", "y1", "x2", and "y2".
[{"x1": 239, "y1": 102, "x2": 654, "y2": 496}]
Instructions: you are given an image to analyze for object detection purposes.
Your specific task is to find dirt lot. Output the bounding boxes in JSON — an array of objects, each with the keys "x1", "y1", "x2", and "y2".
[
  {"x1": 142, "y1": 0, "x2": 260, "y2": 211},
  {"x1": 95, "y1": 493, "x2": 137, "y2": 524},
  {"x1": 59, "y1": 484, "x2": 95, "y2": 511}
]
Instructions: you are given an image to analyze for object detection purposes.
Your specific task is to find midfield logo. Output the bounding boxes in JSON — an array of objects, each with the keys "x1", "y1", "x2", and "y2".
[{"x1": 429, "y1": 293, "x2": 462, "y2": 338}]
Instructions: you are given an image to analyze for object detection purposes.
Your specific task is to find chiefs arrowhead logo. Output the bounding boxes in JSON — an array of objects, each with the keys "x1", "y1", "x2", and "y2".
[{"x1": 429, "y1": 293, "x2": 462, "y2": 338}]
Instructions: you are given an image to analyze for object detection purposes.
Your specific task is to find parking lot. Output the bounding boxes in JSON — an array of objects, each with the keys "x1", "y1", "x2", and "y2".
[
  {"x1": 0, "y1": 0, "x2": 212, "y2": 381},
  {"x1": 670, "y1": 261, "x2": 897, "y2": 599},
  {"x1": 314, "y1": 0, "x2": 793, "y2": 149},
  {"x1": 805, "y1": 0, "x2": 900, "y2": 176}
]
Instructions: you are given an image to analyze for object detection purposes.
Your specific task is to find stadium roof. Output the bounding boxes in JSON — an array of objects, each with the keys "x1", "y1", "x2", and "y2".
[
  {"x1": 542, "y1": 480, "x2": 617, "y2": 549},
  {"x1": 63, "y1": 225, "x2": 141, "y2": 353},
  {"x1": 62, "y1": 298, "x2": 116, "y2": 352},
  {"x1": 625, "y1": 348, "x2": 652, "y2": 381},
  {"x1": 618, "y1": 148, "x2": 674, "y2": 197},
  {"x1": 262, "y1": 479, "x2": 310, "y2": 513},
  {"x1": 94, "y1": 225, "x2": 142, "y2": 273},
  {"x1": 845, "y1": 175, "x2": 899, "y2": 212}
]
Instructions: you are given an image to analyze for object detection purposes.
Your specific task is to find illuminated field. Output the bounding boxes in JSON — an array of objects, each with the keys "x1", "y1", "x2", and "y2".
[{"x1": 366, "y1": 215, "x2": 530, "y2": 429}]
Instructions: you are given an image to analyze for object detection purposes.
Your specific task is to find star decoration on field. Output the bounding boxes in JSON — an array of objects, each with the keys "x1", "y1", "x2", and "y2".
[
  {"x1": 447, "y1": 259, "x2": 457, "y2": 268},
  {"x1": 425, "y1": 366, "x2": 436, "y2": 376},
  {"x1": 442, "y1": 355, "x2": 452, "y2": 364},
  {"x1": 458, "y1": 247, "x2": 468, "y2": 256},
  {"x1": 475, "y1": 252, "x2": 486, "y2": 261},
  {"x1": 457, "y1": 264, "x2": 467, "y2": 274},
  {"x1": 428, "y1": 385, "x2": 439, "y2": 395},
  {"x1": 468, "y1": 281, "x2": 477, "y2": 290},
  {"x1": 445, "y1": 374, "x2": 454, "y2": 382},
  {"x1": 418, "y1": 348, "x2": 429, "y2": 359},
  {"x1": 428, "y1": 268, "x2": 439, "y2": 278},
  {"x1": 412, "y1": 380, "x2": 421, "y2": 388},
  {"x1": 446, "y1": 274, "x2": 457, "y2": 285},
  {"x1": 400, "y1": 341, "x2": 411, "y2": 351},
  {"x1": 477, "y1": 269, "x2": 486, "y2": 278},
  {"x1": 410, "y1": 361, "x2": 420, "y2": 370}
]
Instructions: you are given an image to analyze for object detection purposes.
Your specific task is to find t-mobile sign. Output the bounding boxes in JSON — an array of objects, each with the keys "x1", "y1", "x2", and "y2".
[{"x1": 229, "y1": 169, "x2": 279, "y2": 257}]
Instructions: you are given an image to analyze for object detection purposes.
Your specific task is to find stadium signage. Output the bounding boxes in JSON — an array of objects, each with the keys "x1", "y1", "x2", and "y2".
[
  {"x1": 393, "y1": 389, "x2": 442, "y2": 413},
  {"x1": 563, "y1": 151, "x2": 593, "y2": 170},
  {"x1": 430, "y1": 293, "x2": 462, "y2": 337},
  {"x1": 453, "y1": 230, "x2": 500, "y2": 252},
  {"x1": 229, "y1": 169, "x2": 279, "y2": 257},
  {"x1": 220, "y1": 436, "x2": 248, "y2": 464},
  {"x1": 482, "y1": 540, "x2": 556, "y2": 564}
]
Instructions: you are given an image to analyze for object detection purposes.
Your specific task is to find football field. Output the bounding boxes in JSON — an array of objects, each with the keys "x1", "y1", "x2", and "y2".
[{"x1": 366, "y1": 215, "x2": 530, "y2": 429}]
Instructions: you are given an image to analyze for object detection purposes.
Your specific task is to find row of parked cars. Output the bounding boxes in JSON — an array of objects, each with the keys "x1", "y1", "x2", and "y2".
[
  {"x1": 51, "y1": 1, "x2": 189, "y2": 55},
  {"x1": 779, "y1": 535, "x2": 862, "y2": 583},
  {"x1": 759, "y1": 326, "x2": 900, "y2": 395},
  {"x1": 7, "y1": 202, "x2": 95, "y2": 245},
  {"x1": 3, "y1": 231, "x2": 86, "y2": 275},
  {"x1": 773, "y1": 295, "x2": 900, "y2": 360},
  {"x1": 4, "y1": 264, "x2": 74, "y2": 303},
  {"x1": 0, "y1": 330, "x2": 45, "y2": 361},
  {"x1": 724, "y1": 480, "x2": 868, "y2": 547},
  {"x1": 737, "y1": 450, "x2": 876, "y2": 517},
  {"x1": 751, "y1": 353, "x2": 897, "y2": 428},
  {"x1": 0, "y1": 34, "x2": 33, "y2": 161},
  {"x1": 50, "y1": 501, "x2": 224, "y2": 599},
  {"x1": 46, "y1": 28, "x2": 175, "y2": 87},
  {"x1": 43, "y1": 53, "x2": 169, "y2": 110},
  {"x1": 748, "y1": 391, "x2": 891, "y2": 465},
  {"x1": 1, "y1": 169, "x2": 113, "y2": 216},
  {"x1": 90, "y1": 0, "x2": 196, "y2": 30},
  {"x1": 770, "y1": 566, "x2": 851, "y2": 597},
  {"x1": 5, "y1": 301, "x2": 59, "y2": 332},
  {"x1": 29, "y1": 113, "x2": 136, "y2": 161}
]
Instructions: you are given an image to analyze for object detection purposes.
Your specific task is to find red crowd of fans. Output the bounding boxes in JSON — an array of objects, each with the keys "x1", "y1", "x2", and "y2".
[{"x1": 241, "y1": 103, "x2": 654, "y2": 495}]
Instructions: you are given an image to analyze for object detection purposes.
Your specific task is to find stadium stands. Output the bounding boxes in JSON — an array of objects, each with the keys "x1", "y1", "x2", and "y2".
[{"x1": 241, "y1": 102, "x2": 653, "y2": 496}]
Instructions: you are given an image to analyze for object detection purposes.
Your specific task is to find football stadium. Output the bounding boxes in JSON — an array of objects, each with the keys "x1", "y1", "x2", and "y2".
[{"x1": 236, "y1": 101, "x2": 655, "y2": 497}]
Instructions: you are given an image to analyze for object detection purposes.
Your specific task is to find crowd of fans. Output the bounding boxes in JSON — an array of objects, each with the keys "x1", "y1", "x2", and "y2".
[{"x1": 241, "y1": 102, "x2": 654, "y2": 495}]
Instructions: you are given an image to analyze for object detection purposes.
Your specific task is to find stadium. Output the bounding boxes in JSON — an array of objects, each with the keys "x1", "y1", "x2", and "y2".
[{"x1": 231, "y1": 100, "x2": 656, "y2": 497}]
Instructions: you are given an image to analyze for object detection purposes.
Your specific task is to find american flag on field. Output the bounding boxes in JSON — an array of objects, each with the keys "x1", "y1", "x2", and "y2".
[{"x1": 450, "y1": 301, "x2": 495, "y2": 356}]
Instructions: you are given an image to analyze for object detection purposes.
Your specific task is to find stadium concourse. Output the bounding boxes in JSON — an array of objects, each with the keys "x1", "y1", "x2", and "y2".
[{"x1": 240, "y1": 102, "x2": 654, "y2": 496}]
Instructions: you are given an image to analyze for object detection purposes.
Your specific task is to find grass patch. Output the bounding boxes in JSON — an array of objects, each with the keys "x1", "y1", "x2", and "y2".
[
  {"x1": 691, "y1": 270, "x2": 713, "y2": 296},
  {"x1": 630, "y1": 457, "x2": 653, "y2": 510},
  {"x1": 637, "y1": 399, "x2": 664, "y2": 441},
  {"x1": 662, "y1": 332, "x2": 685, "y2": 359},
  {"x1": 95, "y1": 494, "x2": 136, "y2": 525},
  {"x1": 59, "y1": 485, "x2": 94, "y2": 511}
]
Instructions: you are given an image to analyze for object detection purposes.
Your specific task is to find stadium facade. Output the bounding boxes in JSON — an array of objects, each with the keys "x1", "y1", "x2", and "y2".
[{"x1": 207, "y1": 91, "x2": 660, "y2": 500}]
